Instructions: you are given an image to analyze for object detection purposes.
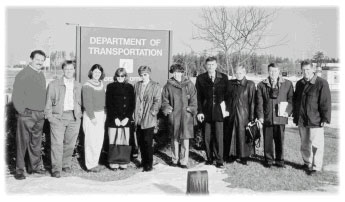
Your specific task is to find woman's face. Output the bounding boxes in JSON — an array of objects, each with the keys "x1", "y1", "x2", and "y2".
[
  {"x1": 116, "y1": 73, "x2": 126, "y2": 83},
  {"x1": 92, "y1": 69, "x2": 102, "y2": 81},
  {"x1": 173, "y1": 71, "x2": 183, "y2": 82},
  {"x1": 140, "y1": 72, "x2": 150, "y2": 82}
]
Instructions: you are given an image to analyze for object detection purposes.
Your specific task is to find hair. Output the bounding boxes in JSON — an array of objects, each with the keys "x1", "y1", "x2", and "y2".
[
  {"x1": 113, "y1": 68, "x2": 128, "y2": 83},
  {"x1": 267, "y1": 63, "x2": 280, "y2": 70},
  {"x1": 169, "y1": 63, "x2": 185, "y2": 73},
  {"x1": 61, "y1": 60, "x2": 76, "y2": 69},
  {"x1": 234, "y1": 65, "x2": 246, "y2": 73},
  {"x1": 300, "y1": 60, "x2": 314, "y2": 69},
  {"x1": 88, "y1": 64, "x2": 105, "y2": 80},
  {"x1": 205, "y1": 56, "x2": 217, "y2": 63},
  {"x1": 138, "y1": 65, "x2": 151, "y2": 75},
  {"x1": 30, "y1": 50, "x2": 46, "y2": 60}
]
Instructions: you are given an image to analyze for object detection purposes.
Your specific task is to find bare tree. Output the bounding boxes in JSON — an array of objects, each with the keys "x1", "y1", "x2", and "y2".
[{"x1": 193, "y1": 7, "x2": 287, "y2": 75}]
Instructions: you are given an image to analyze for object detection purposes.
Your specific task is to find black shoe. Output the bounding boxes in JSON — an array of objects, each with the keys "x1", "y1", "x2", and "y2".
[
  {"x1": 216, "y1": 162, "x2": 224, "y2": 168},
  {"x1": 307, "y1": 170, "x2": 319, "y2": 176},
  {"x1": 264, "y1": 162, "x2": 273, "y2": 168},
  {"x1": 275, "y1": 162, "x2": 286, "y2": 168},
  {"x1": 143, "y1": 166, "x2": 153, "y2": 172},
  {"x1": 170, "y1": 163, "x2": 178, "y2": 167},
  {"x1": 14, "y1": 173, "x2": 26, "y2": 180},
  {"x1": 180, "y1": 165, "x2": 188, "y2": 169},
  {"x1": 51, "y1": 171, "x2": 61, "y2": 178},
  {"x1": 239, "y1": 159, "x2": 248, "y2": 166},
  {"x1": 205, "y1": 160, "x2": 213, "y2": 165},
  {"x1": 62, "y1": 167, "x2": 72, "y2": 173}
]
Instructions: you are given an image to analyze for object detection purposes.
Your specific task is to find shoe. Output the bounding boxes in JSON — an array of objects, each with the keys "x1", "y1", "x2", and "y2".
[
  {"x1": 29, "y1": 168, "x2": 47, "y2": 175},
  {"x1": 51, "y1": 171, "x2": 61, "y2": 178},
  {"x1": 88, "y1": 166, "x2": 101, "y2": 173},
  {"x1": 216, "y1": 163, "x2": 224, "y2": 168},
  {"x1": 180, "y1": 165, "x2": 188, "y2": 169},
  {"x1": 62, "y1": 167, "x2": 72, "y2": 173},
  {"x1": 14, "y1": 173, "x2": 26, "y2": 180},
  {"x1": 275, "y1": 162, "x2": 286, "y2": 168},
  {"x1": 143, "y1": 166, "x2": 153, "y2": 172},
  {"x1": 205, "y1": 160, "x2": 213, "y2": 165},
  {"x1": 264, "y1": 162, "x2": 273, "y2": 168},
  {"x1": 307, "y1": 170, "x2": 320, "y2": 176},
  {"x1": 239, "y1": 159, "x2": 248, "y2": 166},
  {"x1": 170, "y1": 163, "x2": 178, "y2": 167},
  {"x1": 301, "y1": 164, "x2": 310, "y2": 170},
  {"x1": 119, "y1": 164, "x2": 128, "y2": 170},
  {"x1": 109, "y1": 164, "x2": 119, "y2": 169}
]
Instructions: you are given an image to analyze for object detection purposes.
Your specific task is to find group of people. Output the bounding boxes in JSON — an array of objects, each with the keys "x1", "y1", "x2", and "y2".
[{"x1": 12, "y1": 50, "x2": 331, "y2": 181}]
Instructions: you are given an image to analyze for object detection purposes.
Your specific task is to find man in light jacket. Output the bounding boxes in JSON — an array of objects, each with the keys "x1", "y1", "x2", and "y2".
[{"x1": 45, "y1": 60, "x2": 82, "y2": 178}]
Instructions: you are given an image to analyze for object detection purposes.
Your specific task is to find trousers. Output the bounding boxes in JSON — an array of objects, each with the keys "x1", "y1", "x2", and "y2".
[
  {"x1": 50, "y1": 111, "x2": 81, "y2": 172},
  {"x1": 171, "y1": 138, "x2": 190, "y2": 166},
  {"x1": 299, "y1": 126, "x2": 324, "y2": 171},
  {"x1": 204, "y1": 122, "x2": 224, "y2": 164},
  {"x1": 83, "y1": 111, "x2": 105, "y2": 169},
  {"x1": 16, "y1": 109, "x2": 45, "y2": 174},
  {"x1": 263, "y1": 125, "x2": 285, "y2": 163},
  {"x1": 137, "y1": 126, "x2": 154, "y2": 169}
]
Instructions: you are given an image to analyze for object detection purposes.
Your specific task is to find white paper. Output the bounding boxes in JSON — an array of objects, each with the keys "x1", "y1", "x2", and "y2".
[
  {"x1": 220, "y1": 101, "x2": 229, "y2": 118},
  {"x1": 278, "y1": 101, "x2": 290, "y2": 117}
]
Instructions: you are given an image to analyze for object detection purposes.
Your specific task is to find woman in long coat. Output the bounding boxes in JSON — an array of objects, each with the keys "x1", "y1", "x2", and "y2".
[
  {"x1": 106, "y1": 68, "x2": 135, "y2": 170},
  {"x1": 161, "y1": 64, "x2": 197, "y2": 169},
  {"x1": 224, "y1": 66, "x2": 256, "y2": 165}
]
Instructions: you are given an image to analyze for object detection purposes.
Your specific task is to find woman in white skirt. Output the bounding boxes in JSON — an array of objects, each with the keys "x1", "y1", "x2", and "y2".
[{"x1": 82, "y1": 64, "x2": 106, "y2": 172}]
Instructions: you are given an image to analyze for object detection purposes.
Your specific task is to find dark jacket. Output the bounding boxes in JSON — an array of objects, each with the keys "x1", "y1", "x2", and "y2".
[
  {"x1": 256, "y1": 76, "x2": 294, "y2": 125},
  {"x1": 161, "y1": 76, "x2": 197, "y2": 139},
  {"x1": 293, "y1": 75, "x2": 331, "y2": 127},
  {"x1": 225, "y1": 77, "x2": 256, "y2": 157},
  {"x1": 196, "y1": 71, "x2": 228, "y2": 122},
  {"x1": 106, "y1": 82, "x2": 135, "y2": 127},
  {"x1": 45, "y1": 77, "x2": 82, "y2": 121},
  {"x1": 134, "y1": 80, "x2": 162, "y2": 129}
]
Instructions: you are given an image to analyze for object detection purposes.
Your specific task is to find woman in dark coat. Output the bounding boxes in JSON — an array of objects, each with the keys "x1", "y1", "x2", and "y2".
[
  {"x1": 161, "y1": 64, "x2": 197, "y2": 169},
  {"x1": 106, "y1": 68, "x2": 135, "y2": 170},
  {"x1": 224, "y1": 66, "x2": 256, "y2": 165}
]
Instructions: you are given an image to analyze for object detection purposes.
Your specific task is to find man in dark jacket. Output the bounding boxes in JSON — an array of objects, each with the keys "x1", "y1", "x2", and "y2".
[
  {"x1": 196, "y1": 56, "x2": 228, "y2": 168},
  {"x1": 293, "y1": 61, "x2": 331, "y2": 175},
  {"x1": 256, "y1": 63, "x2": 294, "y2": 168}
]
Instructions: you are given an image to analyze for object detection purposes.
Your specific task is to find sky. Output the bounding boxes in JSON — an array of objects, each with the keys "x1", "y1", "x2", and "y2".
[{"x1": 5, "y1": 7, "x2": 338, "y2": 66}]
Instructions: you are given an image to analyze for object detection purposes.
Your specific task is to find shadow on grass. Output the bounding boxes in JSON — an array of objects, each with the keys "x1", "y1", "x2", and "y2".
[{"x1": 248, "y1": 154, "x2": 306, "y2": 171}]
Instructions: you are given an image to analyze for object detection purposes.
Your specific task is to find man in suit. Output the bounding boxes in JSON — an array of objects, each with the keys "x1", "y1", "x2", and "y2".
[
  {"x1": 12, "y1": 50, "x2": 47, "y2": 180},
  {"x1": 196, "y1": 56, "x2": 228, "y2": 168},
  {"x1": 293, "y1": 61, "x2": 331, "y2": 175},
  {"x1": 45, "y1": 60, "x2": 82, "y2": 178}
]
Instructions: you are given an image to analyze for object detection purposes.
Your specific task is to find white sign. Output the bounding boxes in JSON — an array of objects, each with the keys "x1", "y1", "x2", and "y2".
[{"x1": 119, "y1": 59, "x2": 134, "y2": 73}]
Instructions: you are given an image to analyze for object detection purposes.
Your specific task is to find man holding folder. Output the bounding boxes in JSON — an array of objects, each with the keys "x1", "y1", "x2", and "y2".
[{"x1": 256, "y1": 63, "x2": 294, "y2": 168}]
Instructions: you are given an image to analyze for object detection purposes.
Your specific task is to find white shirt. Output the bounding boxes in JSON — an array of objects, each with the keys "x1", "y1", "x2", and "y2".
[{"x1": 63, "y1": 77, "x2": 74, "y2": 111}]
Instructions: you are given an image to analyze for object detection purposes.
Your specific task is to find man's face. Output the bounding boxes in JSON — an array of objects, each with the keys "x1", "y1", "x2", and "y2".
[
  {"x1": 31, "y1": 54, "x2": 45, "y2": 71},
  {"x1": 206, "y1": 60, "x2": 217, "y2": 74},
  {"x1": 302, "y1": 64, "x2": 315, "y2": 80},
  {"x1": 234, "y1": 68, "x2": 246, "y2": 80},
  {"x1": 63, "y1": 64, "x2": 75, "y2": 80},
  {"x1": 269, "y1": 67, "x2": 280, "y2": 81}
]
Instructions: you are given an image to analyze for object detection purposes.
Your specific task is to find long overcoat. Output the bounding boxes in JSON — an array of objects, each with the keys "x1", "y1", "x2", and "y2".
[
  {"x1": 161, "y1": 77, "x2": 197, "y2": 139},
  {"x1": 225, "y1": 77, "x2": 255, "y2": 157}
]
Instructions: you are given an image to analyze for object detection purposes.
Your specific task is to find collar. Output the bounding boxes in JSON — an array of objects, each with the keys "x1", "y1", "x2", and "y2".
[
  {"x1": 263, "y1": 76, "x2": 285, "y2": 87},
  {"x1": 63, "y1": 77, "x2": 74, "y2": 84},
  {"x1": 58, "y1": 77, "x2": 78, "y2": 87},
  {"x1": 29, "y1": 64, "x2": 41, "y2": 73}
]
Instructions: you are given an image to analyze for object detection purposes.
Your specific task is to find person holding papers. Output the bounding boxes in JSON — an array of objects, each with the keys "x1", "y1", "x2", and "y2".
[
  {"x1": 224, "y1": 66, "x2": 256, "y2": 165},
  {"x1": 256, "y1": 63, "x2": 294, "y2": 168},
  {"x1": 195, "y1": 57, "x2": 228, "y2": 168}
]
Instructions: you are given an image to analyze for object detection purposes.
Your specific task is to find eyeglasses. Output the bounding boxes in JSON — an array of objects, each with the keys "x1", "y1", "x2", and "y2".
[{"x1": 117, "y1": 75, "x2": 125, "y2": 78}]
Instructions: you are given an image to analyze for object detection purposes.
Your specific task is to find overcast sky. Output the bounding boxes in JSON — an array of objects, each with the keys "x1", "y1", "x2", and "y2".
[{"x1": 6, "y1": 7, "x2": 338, "y2": 65}]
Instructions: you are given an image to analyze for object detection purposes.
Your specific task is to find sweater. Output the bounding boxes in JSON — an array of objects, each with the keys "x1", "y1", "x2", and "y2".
[
  {"x1": 12, "y1": 65, "x2": 46, "y2": 113},
  {"x1": 82, "y1": 80, "x2": 105, "y2": 119}
]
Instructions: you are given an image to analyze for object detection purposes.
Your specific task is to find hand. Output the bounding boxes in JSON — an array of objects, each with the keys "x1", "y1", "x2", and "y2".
[
  {"x1": 91, "y1": 118, "x2": 97, "y2": 125},
  {"x1": 121, "y1": 118, "x2": 129, "y2": 126},
  {"x1": 115, "y1": 118, "x2": 121, "y2": 126},
  {"x1": 320, "y1": 122, "x2": 325, "y2": 127},
  {"x1": 257, "y1": 118, "x2": 264, "y2": 129},
  {"x1": 197, "y1": 114, "x2": 205, "y2": 123}
]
